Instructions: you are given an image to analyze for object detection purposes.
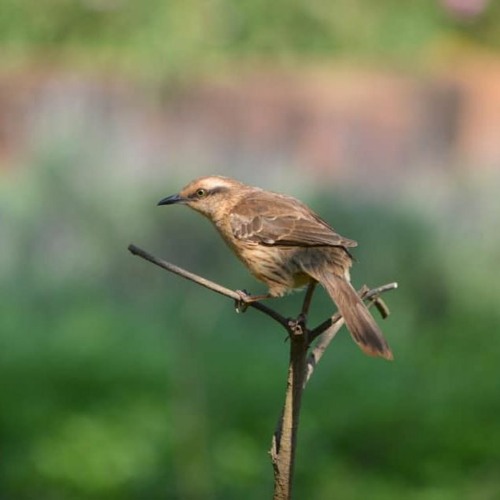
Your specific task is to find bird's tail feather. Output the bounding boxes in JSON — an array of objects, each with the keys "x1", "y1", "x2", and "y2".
[{"x1": 308, "y1": 268, "x2": 393, "y2": 360}]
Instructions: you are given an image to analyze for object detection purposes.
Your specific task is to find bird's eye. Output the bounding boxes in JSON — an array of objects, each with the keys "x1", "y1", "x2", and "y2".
[{"x1": 196, "y1": 188, "x2": 207, "y2": 198}]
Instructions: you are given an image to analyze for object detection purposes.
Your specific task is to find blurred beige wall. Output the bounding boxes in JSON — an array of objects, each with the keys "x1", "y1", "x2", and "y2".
[{"x1": 1, "y1": 58, "x2": 499, "y2": 189}]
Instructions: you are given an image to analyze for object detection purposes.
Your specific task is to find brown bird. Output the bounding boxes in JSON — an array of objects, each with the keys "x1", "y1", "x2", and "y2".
[{"x1": 158, "y1": 176, "x2": 393, "y2": 360}]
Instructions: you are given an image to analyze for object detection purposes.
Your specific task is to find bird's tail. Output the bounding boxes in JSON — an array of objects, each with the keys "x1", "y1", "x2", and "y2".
[{"x1": 309, "y1": 268, "x2": 393, "y2": 360}]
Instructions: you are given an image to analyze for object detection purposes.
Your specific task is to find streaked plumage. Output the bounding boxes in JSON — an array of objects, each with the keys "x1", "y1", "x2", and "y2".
[{"x1": 158, "y1": 175, "x2": 393, "y2": 360}]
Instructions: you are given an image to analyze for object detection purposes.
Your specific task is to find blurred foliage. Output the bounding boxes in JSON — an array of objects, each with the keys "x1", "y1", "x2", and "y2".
[
  {"x1": 1, "y1": 155, "x2": 499, "y2": 499},
  {"x1": 1, "y1": 0, "x2": 500, "y2": 498},
  {"x1": 1, "y1": 0, "x2": 500, "y2": 78}
]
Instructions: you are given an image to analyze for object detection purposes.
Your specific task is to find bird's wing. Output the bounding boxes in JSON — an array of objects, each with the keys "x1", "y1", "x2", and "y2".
[{"x1": 229, "y1": 192, "x2": 357, "y2": 248}]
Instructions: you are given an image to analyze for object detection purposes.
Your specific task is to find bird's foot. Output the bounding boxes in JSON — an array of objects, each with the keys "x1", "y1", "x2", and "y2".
[
  {"x1": 234, "y1": 289, "x2": 252, "y2": 313},
  {"x1": 234, "y1": 290, "x2": 271, "y2": 313}
]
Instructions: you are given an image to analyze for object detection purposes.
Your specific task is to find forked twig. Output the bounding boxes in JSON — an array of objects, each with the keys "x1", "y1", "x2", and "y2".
[
  {"x1": 128, "y1": 243, "x2": 397, "y2": 500},
  {"x1": 128, "y1": 244, "x2": 289, "y2": 329}
]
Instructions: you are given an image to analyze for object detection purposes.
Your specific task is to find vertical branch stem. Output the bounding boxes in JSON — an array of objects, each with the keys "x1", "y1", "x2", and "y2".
[
  {"x1": 128, "y1": 244, "x2": 397, "y2": 499},
  {"x1": 271, "y1": 329, "x2": 308, "y2": 500},
  {"x1": 301, "y1": 281, "x2": 317, "y2": 317}
]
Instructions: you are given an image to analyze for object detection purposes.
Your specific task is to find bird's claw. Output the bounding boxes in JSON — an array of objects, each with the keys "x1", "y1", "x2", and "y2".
[{"x1": 234, "y1": 289, "x2": 251, "y2": 313}]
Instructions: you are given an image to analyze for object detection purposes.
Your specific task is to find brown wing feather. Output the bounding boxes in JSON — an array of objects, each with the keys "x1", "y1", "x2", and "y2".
[{"x1": 229, "y1": 191, "x2": 357, "y2": 248}]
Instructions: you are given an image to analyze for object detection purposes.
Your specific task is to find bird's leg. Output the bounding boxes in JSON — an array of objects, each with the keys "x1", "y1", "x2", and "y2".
[{"x1": 234, "y1": 289, "x2": 273, "y2": 313}]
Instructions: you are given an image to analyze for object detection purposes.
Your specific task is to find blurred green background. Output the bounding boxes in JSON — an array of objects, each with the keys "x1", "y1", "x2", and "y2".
[{"x1": 2, "y1": 1, "x2": 500, "y2": 498}]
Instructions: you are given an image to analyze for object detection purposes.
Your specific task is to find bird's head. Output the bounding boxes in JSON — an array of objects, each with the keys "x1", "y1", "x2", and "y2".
[{"x1": 158, "y1": 176, "x2": 247, "y2": 220}]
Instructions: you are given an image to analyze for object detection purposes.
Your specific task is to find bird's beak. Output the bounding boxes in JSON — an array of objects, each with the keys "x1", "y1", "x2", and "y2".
[{"x1": 157, "y1": 193, "x2": 186, "y2": 206}]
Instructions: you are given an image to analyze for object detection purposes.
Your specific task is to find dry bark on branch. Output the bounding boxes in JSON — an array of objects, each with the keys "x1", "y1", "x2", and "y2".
[{"x1": 128, "y1": 243, "x2": 397, "y2": 499}]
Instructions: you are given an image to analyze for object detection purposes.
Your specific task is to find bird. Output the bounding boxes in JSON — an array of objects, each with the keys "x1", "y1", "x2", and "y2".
[{"x1": 158, "y1": 175, "x2": 393, "y2": 360}]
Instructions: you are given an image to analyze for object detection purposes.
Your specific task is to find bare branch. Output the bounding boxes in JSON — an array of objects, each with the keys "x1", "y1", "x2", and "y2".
[
  {"x1": 271, "y1": 325, "x2": 308, "y2": 500},
  {"x1": 129, "y1": 243, "x2": 398, "y2": 499},
  {"x1": 362, "y1": 281, "x2": 398, "y2": 301},
  {"x1": 128, "y1": 243, "x2": 290, "y2": 329},
  {"x1": 300, "y1": 281, "x2": 317, "y2": 317},
  {"x1": 305, "y1": 316, "x2": 344, "y2": 388}
]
